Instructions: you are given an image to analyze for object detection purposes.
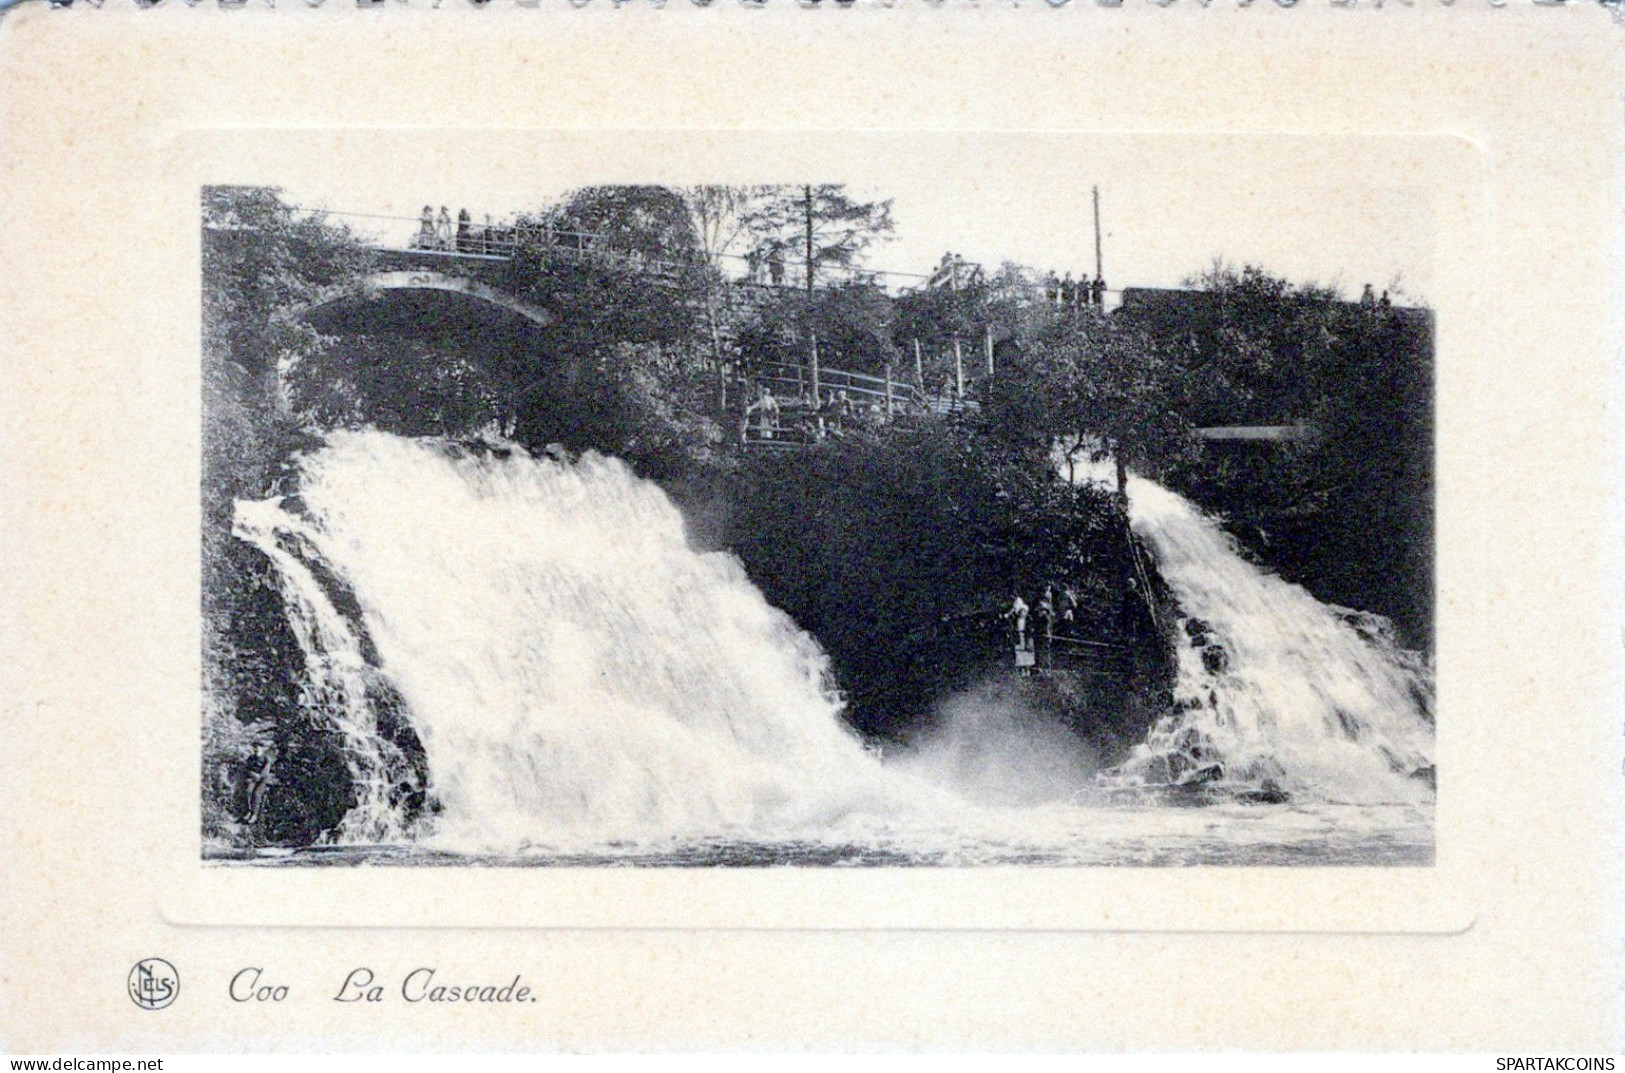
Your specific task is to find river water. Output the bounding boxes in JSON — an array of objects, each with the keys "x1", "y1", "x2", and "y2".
[{"x1": 217, "y1": 430, "x2": 1434, "y2": 867}]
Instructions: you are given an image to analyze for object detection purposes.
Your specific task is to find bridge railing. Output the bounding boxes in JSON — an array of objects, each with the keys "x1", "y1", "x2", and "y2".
[
  {"x1": 324, "y1": 210, "x2": 706, "y2": 279},
  {"x1": 748, "y1": 360, "x2": 926, "y2": 412},
  {"x1": 736, "y1": 359, "x2": 994, "y2": 449},
  {"x1": 405, "y1": 223, "x2": 704, "y2": 281}
]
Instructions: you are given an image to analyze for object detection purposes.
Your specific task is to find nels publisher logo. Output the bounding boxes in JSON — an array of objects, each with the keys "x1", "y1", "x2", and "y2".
[{"x1": 127, "y1": 958, "x2": 179, "y2": 1010}]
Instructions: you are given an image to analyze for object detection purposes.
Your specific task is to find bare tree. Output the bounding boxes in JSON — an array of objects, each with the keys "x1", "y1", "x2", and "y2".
[{"x1": 680, "y1": 184, "x2": 775, "y2": 277}]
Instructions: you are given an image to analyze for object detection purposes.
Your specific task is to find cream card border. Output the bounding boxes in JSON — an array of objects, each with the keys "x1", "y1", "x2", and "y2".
[{"x1": 1, "y1": 5, "x2": 1619, "y2": 1050}]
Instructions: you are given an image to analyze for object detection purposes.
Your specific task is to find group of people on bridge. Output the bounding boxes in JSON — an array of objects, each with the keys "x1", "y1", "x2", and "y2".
[
  {"x1": 1045, "y1": 272, "x2": 1109, "y2": 309},
  {"x1": 740, "y1": 383, "x2": 889, "y2": 444},
  {"x1": 413, "y1": 206, "x2": 516, "y2": 257},
  {"x1": 740, "y1": 245, "x2": 882, "y2": 290},
  {"x1": 1003, "y1": 584, "x2": 1087, "y2": 673},
  {"x1": 743, "y1": 246, "x2": 790, "y2": 288}
]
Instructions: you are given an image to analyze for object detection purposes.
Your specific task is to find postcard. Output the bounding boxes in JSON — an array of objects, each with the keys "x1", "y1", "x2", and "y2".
[{"x1": 0, "y1": 3, "x2": 1618, "y2": 1051}]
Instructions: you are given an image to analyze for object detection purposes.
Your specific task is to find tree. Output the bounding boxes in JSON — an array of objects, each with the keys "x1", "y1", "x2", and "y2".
[
  {"x1": 988, "y1": 307, "x2": 1195, "y2": 493},
  {"x1": 742, "y1": 184, "x2": 894, "y2": 293},
  {"x1": 680, "y1": 184, "x2": 775, "y2": 275},
  {"x1": 1139, "y1": 260, "x2": 1343, "y2": 427},
  {"x1": 678, "y1": 185, "x2": 780, "y2": 388},
  {"x1": 1127, "y1": 262, "x2": 1435, "y2": 647},
  {"x1": 487, "y1": 188, "x2": 723, "y2": 473},
  {"x1": 542, "y1": 185, "x2": 705, "y2": 269},
  {"x1": 202, "y1": 186, "x2": 369, "y2": 515},
  {"x1": 803, "y1": 281, "x2": 900, "y2": 376}
]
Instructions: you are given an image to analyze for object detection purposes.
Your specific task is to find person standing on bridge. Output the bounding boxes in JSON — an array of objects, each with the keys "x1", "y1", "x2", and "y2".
[
  {"x1": 1036, "y1": 586, "x2": 1057, "y2": 669},
  {"x1": 1060, "y1": 586, "x2": 1081, "y2": 634},
  {"x1": 435, "y1": 206, "x2": 452, "y2": 251},
  {"x1": 456, "y1": 209, "x2": 471, "y2": 253},
  {"x1": 834, "y1": 389, "x2": 854, "y2": 432},
  {"x1": 416, "y1": 206, "x2": 435, "y2": 249},
  {"x1": 1003, "y1": 592, "x2": 1030, "y2": 654},
  {"x1": 744, "y1": 387, "x2": 779, "y2": 442}
]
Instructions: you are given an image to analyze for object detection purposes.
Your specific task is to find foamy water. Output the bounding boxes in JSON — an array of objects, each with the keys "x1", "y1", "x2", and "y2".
[
  {"x1": 221, "y1": 431, "x2": 1434, "y2": 865},
  {"x1": 1115, "y1": 475, "x2": 1434, "y2": 804}
]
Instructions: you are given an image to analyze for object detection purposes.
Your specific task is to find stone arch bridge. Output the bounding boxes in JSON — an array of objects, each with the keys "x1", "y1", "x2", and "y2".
[{"x1": 295, "y1": 267, "x2": 556, "y2": 335}]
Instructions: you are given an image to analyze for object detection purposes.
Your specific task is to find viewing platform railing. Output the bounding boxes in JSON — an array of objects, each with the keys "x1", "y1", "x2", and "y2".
[{"x1": 737, "y1": 360, "x2": 983, "y2": 449}]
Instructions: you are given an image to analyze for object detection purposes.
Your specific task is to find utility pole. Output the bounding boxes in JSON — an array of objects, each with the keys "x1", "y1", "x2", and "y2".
[
  {"x1": 804, "y1": 185, "x2": 817, "y2": 391},
  {"x1": 1093, "y1": 185, "x2": 1104, "y2": 283},
  {"x1": 810, "y1": 330, "x2": 821, "y2": 402},
  {"x1": 985, "y1": 328, "x2": 994, "y2": 378},
  {"x1": 804, "y1": 184, "x2": 816, "y2": 298}
]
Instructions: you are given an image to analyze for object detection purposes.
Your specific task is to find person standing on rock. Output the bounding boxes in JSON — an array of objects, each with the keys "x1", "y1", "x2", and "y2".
[{"x1": 244, "y1": 740, "x2": 280, "y2": 828}]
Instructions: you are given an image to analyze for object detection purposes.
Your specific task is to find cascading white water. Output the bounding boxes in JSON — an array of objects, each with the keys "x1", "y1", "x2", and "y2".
[
  {"x1": 231, "y1": 501, "x2": 417, "y2": 842},
  {"x1": 1116, "y1": 474, "x2": 1435, "y2": 803},
  {"x1": 226, "y1": 429, "x2": 1435, "y2": 862},
  {"x1": 243, "y1": 430, "x2": 926, "y2": 853}
]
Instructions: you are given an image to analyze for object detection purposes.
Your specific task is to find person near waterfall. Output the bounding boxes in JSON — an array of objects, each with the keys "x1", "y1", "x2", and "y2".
[
  {"x1": 1003, "y1": 592, "x2": 1030, "y2": 653},
  {"x1": 742, "y1": 387, "x2": 779, "y2": 442},
  {"x1": 1060, "y1": 586, "x2": 1081, "y2": 634},
  {"x1": 243, "y1": 740, "x2": 280, "y2": 827},
  {"x1": 1036, "y1": 586, "x2": 1057, "y2": 669}
]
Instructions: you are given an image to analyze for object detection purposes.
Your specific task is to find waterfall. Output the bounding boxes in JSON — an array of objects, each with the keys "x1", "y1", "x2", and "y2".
[
  {"x1": 231, "y1": 499, "x2": 419, "y2": 842},
  {"x1": 234, "y1": 430, "x2": 922, "y2": 853},
  {"x1": 1117, "y1": 474, "x2": 1435, "y2": 803},
  {"x1": 225, "y1": 429, "x2": 1434, "y2": 860}
]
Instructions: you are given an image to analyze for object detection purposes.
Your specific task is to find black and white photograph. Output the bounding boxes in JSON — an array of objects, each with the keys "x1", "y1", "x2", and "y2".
[{"x1": 202, "y1": 171, "x2": 1435, "y2": 868}]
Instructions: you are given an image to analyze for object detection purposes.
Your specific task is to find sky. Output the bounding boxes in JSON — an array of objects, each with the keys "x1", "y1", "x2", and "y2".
[{"x1": 270, "y1": 133, "x2": 1435, "y2": 304}]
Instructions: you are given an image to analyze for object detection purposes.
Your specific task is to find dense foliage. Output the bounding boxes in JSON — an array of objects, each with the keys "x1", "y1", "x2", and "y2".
[
  {"x1": 717, "y1": 417, "x2": 1163, "y2": 745},
  {"x1": 1122, "y1": 264, "x2": 1433, "y2": 645},
  {"x1": 201, "y1": 187, "x2": 390, "y2": 846}
]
